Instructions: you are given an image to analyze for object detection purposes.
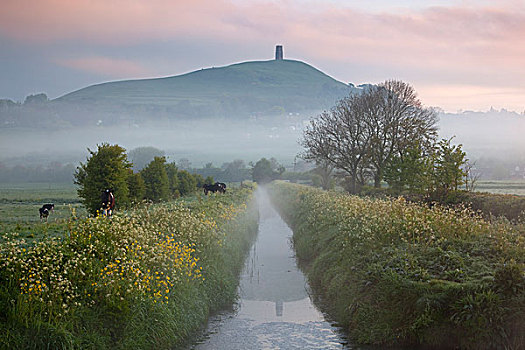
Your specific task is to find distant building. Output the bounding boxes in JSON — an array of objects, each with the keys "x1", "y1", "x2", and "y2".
[{"x1": 275, "y1": 45, "x2": 283, "y2": 60}]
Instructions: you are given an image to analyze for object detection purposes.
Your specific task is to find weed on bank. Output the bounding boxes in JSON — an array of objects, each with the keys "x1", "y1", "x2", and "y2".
[
  {"x1": 0, "y1": 186, "x2": 258, "y2": 349},
  {"x1": 268, "y1": 182, "x2": 524, "y2": 349}
]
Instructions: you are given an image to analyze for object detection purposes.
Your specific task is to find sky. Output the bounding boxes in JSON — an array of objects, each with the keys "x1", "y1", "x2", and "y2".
[{"x1": 1, "y1": 0, "x2": 524, "y2": 113}]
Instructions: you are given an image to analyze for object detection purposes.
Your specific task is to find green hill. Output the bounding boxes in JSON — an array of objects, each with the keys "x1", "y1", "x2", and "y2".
[{"x1": 55, "y1": 59, "x2": 354, "y2": 119}]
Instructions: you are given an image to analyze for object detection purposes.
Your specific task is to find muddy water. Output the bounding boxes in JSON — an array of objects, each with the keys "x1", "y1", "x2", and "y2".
[{"x1": 189, "y1": 188, "x2": 349, "y2": 349}]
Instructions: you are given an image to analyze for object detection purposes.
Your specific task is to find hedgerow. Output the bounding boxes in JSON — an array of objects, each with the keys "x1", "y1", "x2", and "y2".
[
  {"x1": 268, "y1": 181, "x2": 524, "y2": 349},
  {"x1": 0, "y1": 186, "x2": 258, "y2": 349}
]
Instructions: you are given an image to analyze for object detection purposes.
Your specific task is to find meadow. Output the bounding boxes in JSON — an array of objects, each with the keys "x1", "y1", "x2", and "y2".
[
  {"x1": 268, "y1": 181, "x2": 524, "y2": 349},
  {"x1": 475, "y1": 180, "x2": 525, "y2": 196},
  {"x1": 0, "y1": 182, "x2": 258, "y2": 349},
  {"x1": 0, "y1": 183, "x2": 85, "y2": 246}
]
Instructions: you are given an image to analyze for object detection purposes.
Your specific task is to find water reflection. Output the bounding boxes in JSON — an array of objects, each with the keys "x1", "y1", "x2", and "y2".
[
  {"x1": 238, "y1": 298, "x2": 326, "y2": 324},
  {"x1": 190, "y1": 188, "x2": 347, "y2": 349}
]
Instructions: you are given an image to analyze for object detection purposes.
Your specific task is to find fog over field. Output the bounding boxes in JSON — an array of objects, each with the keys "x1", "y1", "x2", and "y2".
[
  {"x1": 3, "y1": 108, "x2": 525, "y2": 177},
  {"x1": 1, "y1": 118, "x2": 305, "y2": 167},
  {"x1": 439, "y1": 110, "x2": 525, "y2": 158}
]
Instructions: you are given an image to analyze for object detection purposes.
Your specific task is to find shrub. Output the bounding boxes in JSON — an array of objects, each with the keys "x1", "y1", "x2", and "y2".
[{"x1": 74, "y1": 143, "x2": 132, "y2": 215}]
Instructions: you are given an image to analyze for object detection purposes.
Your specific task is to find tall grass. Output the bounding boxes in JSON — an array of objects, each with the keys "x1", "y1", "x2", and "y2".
[
  {"x1": 268, "y1": 181, "x2": 524, "y2": 349},
  {"x1": 0, "y1": 186, "x2": 258, "y2": 349}
]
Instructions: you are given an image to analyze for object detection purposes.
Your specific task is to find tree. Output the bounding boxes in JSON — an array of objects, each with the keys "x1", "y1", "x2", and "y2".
[
  {"x1": 195, "y1": 162, "x2": 222, "y2": 182},
  {"x1": 464, "y1": 160, "x2": 479, "y2": 192},
  {"x1": 24, "y1": 93, "x2": 48, "y2": 105},
  {"x1": 177, "y1": 170, "x2": 197, "y2": 196},
  {"x1": 128, "y1": 147, "x2": 165, "y2": 171},
  {"x1": 365, "y1": 81, "x2": 437, "y2": 188},
  {"x1": 252, "y1": 158, "x2": 282, "y2": 184},
  {"x1": 193, "y1": 173, "x2": 206, "y2": 188},
  {"x1": 204, "y1": 176, "x2": 214, "y2": 185},
  {"x1": 165, "y1": 162, "x2": 180, "y2": 198},
  {"x1": 301, "y1": 93, "x2": 371, "y2": 193},
  {"x1": 431, "y1": 138, "x2": 467, "y2": 200},
  {"x1": 384, "y1": 141, "x2": 431, "y2": 193},
  {"x1": 178, "y1": 158, "x2": 192, "y2": 170},
  {"x1": 270, "y1": 158, "x2": 286, "y2": 176},
  {"x1": 222, "y1": 159, "x2": 250, "y2": 182},
  {"x1": 127, "y1": 170, "x2": 146, "y2": 204},
  {"x1": 301, "y1": 80, "x2": 438, "y2": 193},
  {"x1": 74, "y1": 143, "x2": 131, "y2": 215},
  {"x1": 141, "y1": 156, "x2": 169, "y2": 202},
  {"x1": 312, "y1": 160, "x2": 335, "y2": 190}
]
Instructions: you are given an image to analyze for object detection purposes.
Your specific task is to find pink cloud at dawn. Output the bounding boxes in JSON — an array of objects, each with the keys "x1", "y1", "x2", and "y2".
[{"x1": 1, "y1": 0, "x2": 524, "y2": 112}]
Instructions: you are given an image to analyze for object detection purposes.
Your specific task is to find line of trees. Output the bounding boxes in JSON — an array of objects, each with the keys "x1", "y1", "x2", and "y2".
[
  {"x1": 301, "y1": 80, "x2": 470, "y2": 199},
  {"x1": 191, "y1": 160, "x2": 252, "y2": 183},
  {"x1": 127, "y1": 147, "x2": 253, "y2": 183},
  {"x1": 74, "y1": 144, "x2": 210, "y2": 215},
  {"x1": 251, "y1": 157, "x2": 285, "y2": 184}
]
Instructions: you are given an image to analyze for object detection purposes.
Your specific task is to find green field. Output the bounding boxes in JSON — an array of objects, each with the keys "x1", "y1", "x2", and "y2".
[
  {"x1": 475, "y1": 180, "x2": 525, "y2": 196},
  {"x1": 0, "y1": 182, "x2": 82, "y2": 220},
  {"x1": 0, "y1": 183, "x2": 85, "y2": 242}
]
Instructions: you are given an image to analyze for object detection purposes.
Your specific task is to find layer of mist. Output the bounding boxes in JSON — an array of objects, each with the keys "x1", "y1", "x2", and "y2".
[
  {"x1": 440, "y1": 110, "x2": 525, "y2": 159},
  {"x1": 3, "y1": 108, "x2": 525, "y2": 180},
  {"x1": 2, "y1": 118, "x2": 304, "y2": 168}
]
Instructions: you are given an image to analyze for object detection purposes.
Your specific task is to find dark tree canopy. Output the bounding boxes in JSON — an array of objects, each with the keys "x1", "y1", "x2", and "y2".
[
  {"x1": 177, "y1": 170, "x2": 197, "y2": 196},
  {"x1": 252, "y1": 158, "x2": 284, "y2": 184},
  {"x1": 127, "y1": 170, "x2": 146, "y2": 204},
  {"x1": 74, "y1": 143, "x2": 131, "y2": 215},
  {"x1": 431, "y1": 138, "x2": 468, "y2": 199},
  {"x1": 24, "y1": 93, "x2": 48, "y2": 105},
  {"x1": 140, "y1": 156, "x2": 170, "y2": 202},
  {"x1": 165, "y1": 162, "x2": 180, "y2": 198}
]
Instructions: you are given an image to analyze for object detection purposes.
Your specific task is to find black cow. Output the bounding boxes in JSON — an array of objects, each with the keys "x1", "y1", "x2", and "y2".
[
  {"x1": 203, "y1": 182, "x2": 226, "y2": 195},
  {"x1": 42, "y1": 203, "x2": 55, "y2": 212},
  {"x1": 216, "y1": 182, "x2": 227, "y2": 193},
  {"x1": 101, "y1": 189, "x2": 115, "y2": 216},
  {"x1": 39, "y1": 206, "x2": 50, "y2": 222}
]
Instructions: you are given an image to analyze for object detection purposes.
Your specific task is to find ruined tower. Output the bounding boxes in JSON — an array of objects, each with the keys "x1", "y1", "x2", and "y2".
[{"x1": 275, "y1": 45, "x2": 283, "y2": 60}]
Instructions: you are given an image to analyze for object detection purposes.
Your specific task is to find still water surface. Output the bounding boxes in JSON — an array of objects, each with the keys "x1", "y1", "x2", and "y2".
[{"x1": 189, "y1": 189, "x2": 349, "y2": 349}]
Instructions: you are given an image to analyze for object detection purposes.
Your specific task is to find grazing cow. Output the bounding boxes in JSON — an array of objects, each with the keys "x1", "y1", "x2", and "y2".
[
  {"x1": 216, "y1": 182, "x2": 227, "y2": 193},
  {"x1": 203, "y1": 183, "x2": 215, "y2": 195},
  {"x1": 39, "y1": 206, "x2": 49, "y2": 222},
  {"x1": 203, "y1": 182, "x2": 226, "y2": 195},
  {"x1": 101, "y1": 189, "x2": 116, "y2": 216},
  {"x1": 42, "y1": 203, "x2": 54, "y2": 212}
]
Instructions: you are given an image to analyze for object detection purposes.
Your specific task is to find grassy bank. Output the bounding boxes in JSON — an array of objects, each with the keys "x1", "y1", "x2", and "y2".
[
  {"x1": 0, "y1": 186, "x2": 258, "y2": 349},
  {"x1": 268, "y1": 181, "x2": 524, "y2": 349}
]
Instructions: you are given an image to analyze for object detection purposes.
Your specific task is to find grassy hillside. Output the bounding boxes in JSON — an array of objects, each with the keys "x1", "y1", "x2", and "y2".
[{"x1": 55, "y1": 59, "x2": 353, "y2": 118}]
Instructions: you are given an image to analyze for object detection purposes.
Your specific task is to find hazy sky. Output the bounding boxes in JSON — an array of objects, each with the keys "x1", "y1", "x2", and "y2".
[{"x1": 1, "y1": 0, "x2": 524, "y2": 112}]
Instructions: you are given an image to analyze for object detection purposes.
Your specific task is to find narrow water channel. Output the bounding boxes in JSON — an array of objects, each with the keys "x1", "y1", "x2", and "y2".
[{"x1": 189, "y1": 188, "x2": 348, "y2": 349}]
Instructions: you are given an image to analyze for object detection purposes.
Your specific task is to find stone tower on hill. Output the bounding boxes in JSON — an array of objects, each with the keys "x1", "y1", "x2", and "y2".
[{"x1": 275, "y1": 45, "x2": 283, "y2": 60}]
